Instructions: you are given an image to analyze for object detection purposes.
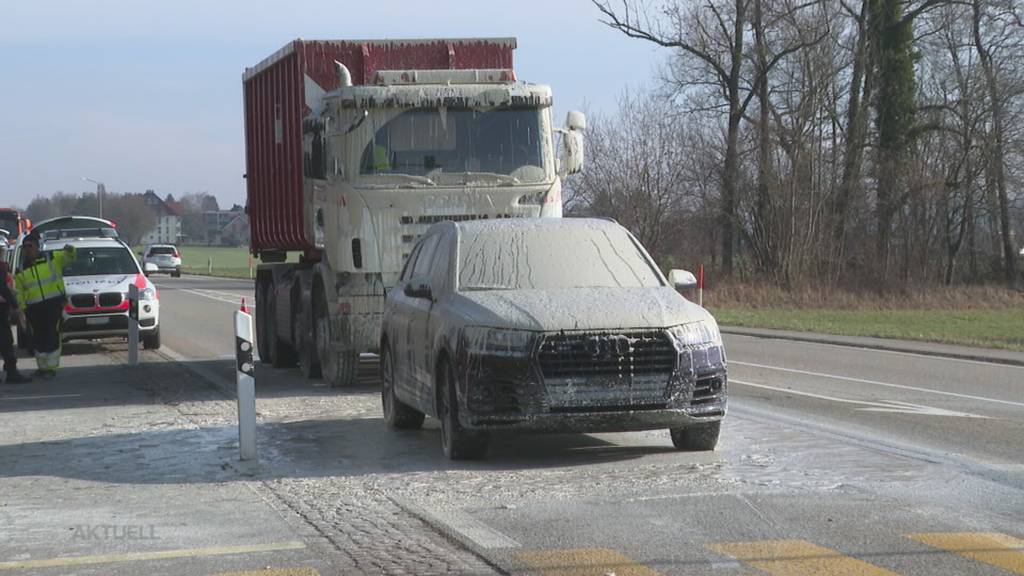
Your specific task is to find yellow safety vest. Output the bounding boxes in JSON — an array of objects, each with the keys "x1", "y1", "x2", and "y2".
[{"x1": 15, "y1": 247, "x2": 76, "y2": 310}]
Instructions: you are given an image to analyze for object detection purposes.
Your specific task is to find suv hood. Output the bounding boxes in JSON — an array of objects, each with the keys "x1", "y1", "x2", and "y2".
[
  {"x1": 64, "y1": 274, "x2": 140, "y2": 295},
  {"x1": 452, "y1": 286, "x2": 711, "y2": 332}
]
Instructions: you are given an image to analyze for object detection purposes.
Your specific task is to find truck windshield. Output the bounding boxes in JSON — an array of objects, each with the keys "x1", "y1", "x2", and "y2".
[
  {"x1": 458, "y1": 223, "x2": 664, "y2": 291},
  {"x1": 0, "y1": 213, "x2": 19, "y2": 236},
  {"x1": 53, "y1": 247, "x2": 140, "y2": 276},
  {"x1": 360, "y1": 107, "x2": 547, "y2": 184}
]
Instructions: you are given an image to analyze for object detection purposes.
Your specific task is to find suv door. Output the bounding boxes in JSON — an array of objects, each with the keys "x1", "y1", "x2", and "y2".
[
  {"x1": 389, "y1": 241, "x2": 424, "y2": 398},
  {"x1": 404, "y1": 234, "x2": 442, "y2": 393}
]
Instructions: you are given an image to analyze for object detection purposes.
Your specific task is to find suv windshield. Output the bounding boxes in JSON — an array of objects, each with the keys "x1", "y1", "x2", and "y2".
[
  {"x1": 54, "y1": 246, "x2": 139, "y2": 276},
  {"x1": 458, "y1": 223, "x2": 663, "y2": 291},
  {"x1": 360, "y1": 107, "x2": 546, "y2": 183}
]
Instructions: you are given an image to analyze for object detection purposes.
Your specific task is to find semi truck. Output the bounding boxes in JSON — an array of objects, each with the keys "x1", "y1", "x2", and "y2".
[
  {"x1": 0, "y1": 209, "x2": 32, "y2": 246},
  {"x1": 244, "y1": 38, "x2": 585, "y2": 386}
]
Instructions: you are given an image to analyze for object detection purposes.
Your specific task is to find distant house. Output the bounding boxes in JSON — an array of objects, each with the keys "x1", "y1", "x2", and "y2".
[
  {"x1": 203, "y1": 205, "x2": 249, "y2": 246},
  {"x1": 140, "y1": 190, "x2": 182, "y2": 245}
]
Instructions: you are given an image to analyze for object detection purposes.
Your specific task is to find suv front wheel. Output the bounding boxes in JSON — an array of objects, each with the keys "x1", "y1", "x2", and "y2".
[
  {"x1": 438, "y1": 358, "x2": 488, "y2": 460},
  {"x1": 669, "y1": 421, "x2": 721, "y2": 451}
]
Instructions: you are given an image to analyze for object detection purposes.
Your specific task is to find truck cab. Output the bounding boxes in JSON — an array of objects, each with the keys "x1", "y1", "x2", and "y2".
[{"x1": 245, "y1": 39, "x2": 584, "y2": 386}]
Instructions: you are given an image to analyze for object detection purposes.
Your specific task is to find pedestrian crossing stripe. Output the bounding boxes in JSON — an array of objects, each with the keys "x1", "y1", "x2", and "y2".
[
  {"x1": 211, "y1": 570, "x2": 319, "y2": 576},
  {"x1": 516, "y1": 548, "x2": 661, "y2": 576},
  {"x1": 909, "y1": 532, "x2": 1024, "y2": 575},
  {"x1": 707, "y1": 540, "x2": 900, "y2": 576}
]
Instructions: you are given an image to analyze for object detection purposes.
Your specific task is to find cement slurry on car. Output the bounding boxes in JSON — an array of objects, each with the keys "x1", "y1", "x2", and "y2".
[{"x1": 381, "y1": 218, "x2": 727, "y2": 459}]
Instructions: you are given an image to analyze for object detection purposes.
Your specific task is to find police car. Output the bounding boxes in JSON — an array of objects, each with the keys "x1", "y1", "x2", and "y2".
[{"x1": 40, "y1": 235, "x2": 161, "y2": 349}]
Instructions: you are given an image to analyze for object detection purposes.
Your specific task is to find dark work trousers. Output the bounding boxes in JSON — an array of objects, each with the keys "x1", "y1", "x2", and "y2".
[
  {"x1": 0, "y1": 304, "x2": 16, "y2": 375},
  {"x1": 26, "y1": 298, "x2": 64, "y2": 355}
]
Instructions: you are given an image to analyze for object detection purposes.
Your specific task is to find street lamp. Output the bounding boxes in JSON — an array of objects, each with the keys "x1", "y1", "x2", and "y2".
[{"x1": 82, "y1": 177, "x2": 106, "y2": 219}]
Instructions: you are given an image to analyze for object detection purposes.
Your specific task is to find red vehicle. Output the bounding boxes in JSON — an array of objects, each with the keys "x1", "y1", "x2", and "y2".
[{"x1": 0, "y1": 209, "x2": 31, "y2": 244}]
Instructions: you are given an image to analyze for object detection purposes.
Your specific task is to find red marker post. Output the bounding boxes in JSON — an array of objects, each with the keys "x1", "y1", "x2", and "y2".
[{"x1": 697, "y1": 264, "x2": 705, "y2": 307}]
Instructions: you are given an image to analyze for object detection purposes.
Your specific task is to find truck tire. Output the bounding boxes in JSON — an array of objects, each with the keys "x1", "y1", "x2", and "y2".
[
  {"x1": 268, "y1": 289, "x2": 297, "y2": 368},
  {"x1": 439, "y1": 358, "x2": 488, "y2": 460},
  {"x1": 296, "y1": 305, "x2": 321, "y2": 379},
  {"x1": 314, "y1": 283, "x2": 358, "y2": 387},
  {"x1": 669, "y1": 421, "x2": 721, "y2": 451},
  {"x1": 256, "y1": 280, "x2": 270, "y2": 364},
  {"x1": 381, "y1": 345, "x2": 424, "y2": 429}
]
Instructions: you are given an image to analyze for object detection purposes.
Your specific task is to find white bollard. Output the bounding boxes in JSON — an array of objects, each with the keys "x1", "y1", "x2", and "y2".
[
  {"x1": 128, "y1": 284, "x2": 139, "y2": 365},
  {"x1": 235, "y1": 299, "x2": 257, "y2": 461},
  {"x1": 208, "y1": 257, "x2": 213, "y2": 275}
]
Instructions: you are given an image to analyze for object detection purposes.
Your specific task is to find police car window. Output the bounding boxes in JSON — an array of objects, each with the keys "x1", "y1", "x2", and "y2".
[
  {"x1": 56, "y1": 247, "x2": 139, "y2": 276},
  {"x1": 412, "y1": 235, "x2": 440, "y2": 278}
]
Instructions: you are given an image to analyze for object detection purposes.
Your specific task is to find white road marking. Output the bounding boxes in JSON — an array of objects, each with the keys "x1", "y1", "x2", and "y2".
[
  {"x1": 175, "y1": 288, "x2": 253, "y2": 307},
  {"x1": 731, "y1": 360, "x2": 1024, "y2": 409},
  {"x1": 731, "y1": 378, "x2": 989, "y2": 418}
]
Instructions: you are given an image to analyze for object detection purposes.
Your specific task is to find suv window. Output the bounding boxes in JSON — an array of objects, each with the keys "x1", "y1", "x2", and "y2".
[
  {"x1": 399, "y1": 243, "x2": 423, "y2": 283},
  {"x1": 149, "y1": 247, "x2": 176, "y2": 256},
  {"x1": 412, "y1": 235, "x2": 440, "y2": 278}
]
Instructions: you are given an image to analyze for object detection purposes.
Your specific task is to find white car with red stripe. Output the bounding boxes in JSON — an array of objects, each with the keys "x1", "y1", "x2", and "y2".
[{"x1": 41, "y1": 237, "x2": 161, "y2": 349}]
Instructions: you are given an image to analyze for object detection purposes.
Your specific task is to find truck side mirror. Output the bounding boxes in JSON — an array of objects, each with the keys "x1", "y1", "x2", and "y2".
[{"x1": 558, "y1": 111, "x2": 586, "y2": 178}]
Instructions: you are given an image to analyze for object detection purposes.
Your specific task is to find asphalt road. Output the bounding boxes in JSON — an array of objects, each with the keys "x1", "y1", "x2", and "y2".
[{"x1": 1, "y1": 274, "x2": 1021, "y2": 575}]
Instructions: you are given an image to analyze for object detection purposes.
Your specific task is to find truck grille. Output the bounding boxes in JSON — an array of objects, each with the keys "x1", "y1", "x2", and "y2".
[
  {"x1": 539, "y1": 330, "x2": 677, "y2": 410},
  {"x1": 70, "y1": 294, "x2": 95, "y2": 308},
  {"x1": 98, "y1": 293, "x2": 123, "y2": 307}
]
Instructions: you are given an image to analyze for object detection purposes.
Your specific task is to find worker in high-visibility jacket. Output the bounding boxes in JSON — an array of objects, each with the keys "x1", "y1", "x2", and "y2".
[{"x1": 14, "y1": 234, "x2": 76, "y2": 379}]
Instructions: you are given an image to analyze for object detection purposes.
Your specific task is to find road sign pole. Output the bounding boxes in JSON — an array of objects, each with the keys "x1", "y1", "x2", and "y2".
[
  {"x1": 128, "y1": 284, "x2": 139, "y2": 365},
  {"x1": 235, "y1": 299, "x2": 257, "y2": 461}
]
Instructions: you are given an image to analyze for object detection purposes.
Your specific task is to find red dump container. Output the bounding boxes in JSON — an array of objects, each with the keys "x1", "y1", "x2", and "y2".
[{"x1": 243, "y1": 38, "x2": 517, "y2": 254}]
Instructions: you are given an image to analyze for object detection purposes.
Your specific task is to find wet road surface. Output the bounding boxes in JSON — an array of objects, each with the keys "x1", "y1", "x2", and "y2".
[{"x1": 0, "y1": 274, "x2": 1021, "y2": 575}]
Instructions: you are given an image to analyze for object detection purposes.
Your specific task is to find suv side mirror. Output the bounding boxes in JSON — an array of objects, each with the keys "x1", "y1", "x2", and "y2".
[
  {"x1": 557, "y1": 111, "x2": 586, "y2": 178},
  {"x1": 403, "y1": 276, "x2": 433, "y2": 300},
  {"x1": 668, "y1": 269, "x2": 697, "y2": 290}
]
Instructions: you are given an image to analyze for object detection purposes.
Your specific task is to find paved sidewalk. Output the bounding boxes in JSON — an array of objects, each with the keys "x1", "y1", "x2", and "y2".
[{"x1": 721, "y1": 326, "x2": 1024, "y2": 366}]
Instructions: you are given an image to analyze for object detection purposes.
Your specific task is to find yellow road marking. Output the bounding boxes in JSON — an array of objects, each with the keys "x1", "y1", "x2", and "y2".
[
  {"x1": 707, "y1": 540, "x2": 900, "y2": 576},
  {"x1": 909, "y1": 532, "x2": 1024, "y2": 574},
  {"x1": 0, "y1": 541, "x2": 306, "y2": 571},
  {"x1": 517, "y1": 548, "x2": 662, "y2": 576},
  {"x1": 209, "y1": 565, "x2": 317, "y2": 569}
]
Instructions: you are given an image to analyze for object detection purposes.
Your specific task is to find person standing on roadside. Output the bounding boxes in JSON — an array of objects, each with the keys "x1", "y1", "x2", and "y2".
[
  {"x1": 0, "y1": 257, "x2": 31, "y2": 383},
  {"x1": 14, "y1": 234, "x2": 76, "y2": 379}
]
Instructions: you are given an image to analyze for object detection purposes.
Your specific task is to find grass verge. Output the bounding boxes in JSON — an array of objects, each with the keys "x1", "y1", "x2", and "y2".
[{"x1": 706, "y1": 283, "x2": 1024, "y2": 352}]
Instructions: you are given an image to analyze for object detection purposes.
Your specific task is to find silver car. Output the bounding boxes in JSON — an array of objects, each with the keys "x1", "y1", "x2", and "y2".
[
  {"x1": 142, "y1": 244, "x2": 182, "y2": 277},
  {"x1": 380, "y1": 218, "x2": 727, "y2": 460}
]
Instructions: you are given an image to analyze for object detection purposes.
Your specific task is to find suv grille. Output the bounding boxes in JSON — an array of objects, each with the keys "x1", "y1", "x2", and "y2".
[
  {"x1": 70, "y1": 294, "x2": 95, "y2": 308},
  {"x1": 539, "y1": 329, "x2": 677, "y2": 410},
  {"x1": 539, "y1": 329, "x2": 676, "y2": 379},
  {"x1": 98, "y1": 293, "x2": 123, "y2": 307}
]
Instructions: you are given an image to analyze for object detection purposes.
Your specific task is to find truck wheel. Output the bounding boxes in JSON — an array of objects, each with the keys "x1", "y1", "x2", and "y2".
[
  {"x1": 381, "y1": 345, "x2": 424, "y2": 429},
  {"x1": 296, "y1": 307, "x2": 321, "y2": 379},
  {"x1": 268, "y1": 289, "x2": 297, "y2": 368},
  {"x1": 439, "y1": 358, "x2": 488, "y2": 460},
  {"x1": 256, "y1": 281, "x2": 270, "y2": 364},
  {"x1": 143, "y1": 327, "x2": 161, "y2": 350},
  {"x1": 669, "y1": 421, "x2": 721, "y2": 451},
  {"x1": 314, "y1": 286, "x2": 358, "y2": 387}
]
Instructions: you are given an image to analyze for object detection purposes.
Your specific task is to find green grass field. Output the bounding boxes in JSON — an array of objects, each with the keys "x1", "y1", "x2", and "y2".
[
  {"x1": 710, "y1": 307, "x2": 1024, "y2": 352},
  {"x1": 138, "y1": 246, "x2": 291, "y2": 279}
]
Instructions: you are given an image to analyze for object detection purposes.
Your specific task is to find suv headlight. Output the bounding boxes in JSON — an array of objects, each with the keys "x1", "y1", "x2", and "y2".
[
  {"x1": 463, "y1": 327, "x2": 536, "y2": 358},
  {"x1": 668, "y1": 318, "x2": 722, "y2": 347},
  {"x1": 139, "y1": 286, "x2": 158, "y2": 301}
]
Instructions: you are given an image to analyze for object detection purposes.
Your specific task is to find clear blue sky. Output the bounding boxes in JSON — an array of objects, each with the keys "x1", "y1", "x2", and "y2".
[{"x1": 0, "y1": 1, "x2": 663, "y2": 209}]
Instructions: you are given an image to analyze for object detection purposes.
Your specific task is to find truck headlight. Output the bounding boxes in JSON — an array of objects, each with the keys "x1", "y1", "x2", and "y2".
[
  {"x1": 463, "y1": 327, "x2": 536, "y2": 358},
  {"x1": 668, "y1": 318, "x2": 722, "y2": 347}
]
